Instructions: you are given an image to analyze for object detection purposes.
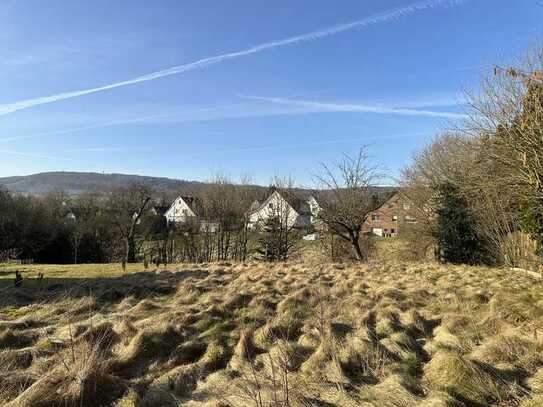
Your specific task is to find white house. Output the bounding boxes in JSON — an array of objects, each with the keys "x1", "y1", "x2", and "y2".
[
  {"x1": 247, "y1": 189, "x2": 317, "y2": 230},
  {"x1": 164, "y1": 196, "x2": 199, "y2": 225},
  {"x1": 65, "y1": 211, "x2": 76, "y2": 223},
  {"x1": 163, "y1": 196, "x2": 219, "y2": 232},
  {"x1": 306, "y1": 195, "x2": 321, "y2": 224}
]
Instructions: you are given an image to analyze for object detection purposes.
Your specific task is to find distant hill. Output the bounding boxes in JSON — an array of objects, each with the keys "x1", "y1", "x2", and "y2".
[
  {"x1": 0, "y1": 171, "x2": 397, "y2": 198},
  {"x1": 0, "y1": 172, "x2": 208, "y2": 196}
]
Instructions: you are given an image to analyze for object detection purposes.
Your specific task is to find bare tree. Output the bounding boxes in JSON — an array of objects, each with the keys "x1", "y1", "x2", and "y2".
[
  {"x1": 107, "y1": 183, "x2": 152, "y2": 264},
  {"x1": 400, "y1": 133, "x2": 476, "y2": 259},
  {"x1": 400, "y1": 49, "x2": 543, "y2": 265},
  {"x1": 255, "y1": 176, "x2": 300, "y2": 262},
  {"x1": 400, "y1": 132, "x2": 519, "y2": 263},
  {"x1": 314, "y1": 148, "x2": 383, "y2": 261},
  {"x1": 460, "y1": 49, "x2": 543, "y2": 263},
  {"x1": 167, "y1": 174, "x2": 255, "y2": 264},
  {"x1": 460, "y1": 50, "x2": 543, "y2": 199},
  {"x1": 201, "y1": 173, "x2": 252, "y2": 262}
]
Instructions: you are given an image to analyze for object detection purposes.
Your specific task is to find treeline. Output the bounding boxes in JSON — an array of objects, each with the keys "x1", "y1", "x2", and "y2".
[
  {"x1": 401, "y1": 49, "x2": 543, "y2": 268},
  {"x1": 0, "y1": 189, "x2": 115, "y2": 263},
  {"x1": 0, "y1": 176, "x2": 260, "y2": 264},
  {"x1": 1, "y1": 155, "x2": 394, "y2": 265}
]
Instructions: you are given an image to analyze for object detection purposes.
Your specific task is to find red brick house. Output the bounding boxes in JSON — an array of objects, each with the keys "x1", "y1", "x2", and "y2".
[{"x1": 363, "y1": 192, "x2": 417, "y2": 237}]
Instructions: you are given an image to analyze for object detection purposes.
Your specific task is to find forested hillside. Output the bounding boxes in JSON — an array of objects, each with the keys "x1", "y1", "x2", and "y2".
[{"x1": 0, "y1": 172, "x2": 206, "y2": 196}]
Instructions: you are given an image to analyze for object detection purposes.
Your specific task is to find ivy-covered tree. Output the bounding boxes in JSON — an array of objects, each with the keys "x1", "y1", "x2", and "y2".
[{"x1": 434, "y1": 182, "x2": 491, "y2": 265}]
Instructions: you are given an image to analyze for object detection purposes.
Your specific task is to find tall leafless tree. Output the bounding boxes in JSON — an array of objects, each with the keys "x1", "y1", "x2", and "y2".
[
  {"x1": 107, "y1": 183, "x2": 152, "y2": 264},
  {"x1": 314, "y1": 147, "x2": 383, "y2": 261},
  {"x1": 199, "y1": 173, "x2": 253, "y2": 262}
]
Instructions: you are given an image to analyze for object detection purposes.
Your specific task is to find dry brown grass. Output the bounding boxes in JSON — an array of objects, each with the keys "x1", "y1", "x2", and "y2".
[{"x1": 2, "y1": 259, "x2": 543, "y2": 405}]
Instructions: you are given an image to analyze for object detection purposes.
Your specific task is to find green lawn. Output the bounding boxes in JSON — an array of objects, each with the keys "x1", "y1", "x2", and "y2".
[{"x1": 0, "y1": 262, "x2": 160, "y2": 279}]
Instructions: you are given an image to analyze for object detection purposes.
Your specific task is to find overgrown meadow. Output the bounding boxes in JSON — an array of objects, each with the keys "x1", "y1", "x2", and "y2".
[{"x1": 2, "y1": 258, "x2": 543, "y2": 406}]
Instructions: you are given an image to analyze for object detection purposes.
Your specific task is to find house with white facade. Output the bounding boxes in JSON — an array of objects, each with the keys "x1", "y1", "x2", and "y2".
[
  {"x1": 306, "y1": 195, "x2": 321, "y2": 224},
  {"x1": 164, "y1": 196, "x2": 219, "y2": 232},
  {"x1": 247, "y1": 189, "x2": 318, "y2": 230},
  {"x1": 164, "y1": 196, "x2": 200, "y2": 225}
]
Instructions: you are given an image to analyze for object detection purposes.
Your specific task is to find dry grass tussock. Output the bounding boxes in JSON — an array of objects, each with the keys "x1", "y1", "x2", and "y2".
[{"x1": 2, "y1": 260, "x2": 543, "y2": 405}]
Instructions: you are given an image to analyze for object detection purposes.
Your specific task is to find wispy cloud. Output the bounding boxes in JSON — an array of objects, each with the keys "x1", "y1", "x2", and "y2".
[
  {"x1": 0, "y1": 92, "x2": 464, "y2": 143},
  {"x1": 0, "y1": 0, "x2": 469, "y2": 117},
  {"x1": 0, "y1": 132, "x2": 432, "y2": 161},
  {"x1": 70, "y1": 131, "x2": 431, "y2": 159},
  {"x1": 0, "y1": 101, "x2": 260, "y2": 142},
  {"x1": 2, "y1": 55, "x2": 42, "y2": 67},
  {"x1": 0, "y1": 149, "x2": 69, "y2": 161},
  {"x1": 242, "y1": 95, "x2": 468, "y2": 119},
  {"x1": 0, "y1": 114, "x2": 175, "y2": 143},
  {"x1": 202, "y1": 131, "x2": 433, "y2": 156},
  {"x1": 61, "y1": 147, "x2": 144, "y2": 153}
]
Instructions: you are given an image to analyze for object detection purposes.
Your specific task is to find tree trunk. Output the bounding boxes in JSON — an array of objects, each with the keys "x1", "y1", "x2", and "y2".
[
  {"x1": 349, "y1": 230, "x2": 364, "y2": 261},
  {"x1": 126, "y1": 236, "x2": 137, "y2": 263},
  {"x1": 73, "y1": 237, "x2": 78, "y2": 264}
]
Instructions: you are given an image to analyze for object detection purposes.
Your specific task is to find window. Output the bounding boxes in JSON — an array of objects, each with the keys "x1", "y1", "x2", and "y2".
[
  {"x1": 268, "y1": 203, "x2": 273, "y2": 209},
  {"x1": 392, "y1": 215, "x2": 398, "y2": 222},
  {"x1": 403, "y1": 203, "x2": 411, "y2": 210},
  {"x1": 391, "y1": 228, "x2": 395, "y2": 234},
  {"x1": 371, "y1": 214, "x2": 380, "y2": 222},
  {"x1": 405, "y1": 215, "x2": 417, "y2": 223}
]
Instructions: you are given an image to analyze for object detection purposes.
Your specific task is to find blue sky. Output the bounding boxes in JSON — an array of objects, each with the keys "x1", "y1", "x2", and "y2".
[{"x1": 0, "y1": 0, "x2": 541, "y2": 186}]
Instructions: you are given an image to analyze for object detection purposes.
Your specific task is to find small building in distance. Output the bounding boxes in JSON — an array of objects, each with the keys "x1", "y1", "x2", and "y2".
[{"x1": 362, "y1": 191, "x2": 417, "y2": 237}]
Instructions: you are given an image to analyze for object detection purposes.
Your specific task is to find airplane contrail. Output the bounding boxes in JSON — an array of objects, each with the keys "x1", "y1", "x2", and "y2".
[
  {"x1": 243, "y1": 95, "x2": 468, "y2": 119},
  {"x1": 0, "y1": 0, "x2": 469, "y2": 117},
  {"x1": 0, "y1": 94, "x2": 462, "y2": 143},
  {"x1": 0, "y1": 100, "x2": 263, "y2": 142}
]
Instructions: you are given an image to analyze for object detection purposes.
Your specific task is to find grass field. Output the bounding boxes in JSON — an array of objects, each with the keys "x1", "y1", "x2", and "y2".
[
  {"x1": 2, "y1": 259, "x2": 543, "y2": 406},
  {"x1": 0, "y1": 262, "x2": 158, "y2": 279}
]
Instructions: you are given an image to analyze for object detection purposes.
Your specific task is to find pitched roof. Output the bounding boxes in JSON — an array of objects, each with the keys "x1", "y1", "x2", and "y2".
[
  {"x1": 249, "y1": 189, "x2": 311, "y2": 216},
  {"x1": 249, "y1": 200, "x2": 261, "y2": 212},
  {"x1": 281, "y1": 191, "x2": 312, "y2": 215},
  {"x1": 179, "y1": 195, "x2": 204, "y2": 217}
]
